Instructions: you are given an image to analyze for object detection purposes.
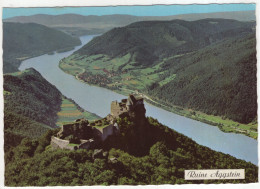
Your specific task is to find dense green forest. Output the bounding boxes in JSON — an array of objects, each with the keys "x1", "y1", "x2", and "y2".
[
  {"x1": 4, "y1": 111, "x2": 51, "y2": 152},
  {"x1": 148, "y1": 33, "x2": 256, "y2": 124},
  {"x1": 5, "y1": 115, "x2": 258, "y2": 186},
  {"x1": 61, "y1": 18, "x2": 256, "y2": 127},
  {"x1": 3, "y1": 68, "x2": 62, "y2": 153},
  {"x1": 3, "y1": 22, "x2": 81, "y2": 73},
  {"x1": 4, "y1": 68, "x2": 62, "y2": 127},
  {"x1": 76, "y1": 19, "x2": 254, "y2": 67}
]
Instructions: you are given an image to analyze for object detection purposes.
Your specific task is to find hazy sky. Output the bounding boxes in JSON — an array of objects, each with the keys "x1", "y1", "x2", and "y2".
[{"x1": 2, "y1": 4, "x2": 256, "y2": 19}]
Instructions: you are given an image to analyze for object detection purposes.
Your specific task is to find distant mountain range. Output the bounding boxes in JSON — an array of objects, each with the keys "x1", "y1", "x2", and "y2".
[{"x1": 3, "y1": 11, "x2": 255, "y2": 36}]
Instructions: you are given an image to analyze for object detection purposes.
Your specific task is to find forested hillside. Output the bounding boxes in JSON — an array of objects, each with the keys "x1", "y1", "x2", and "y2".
[
  {"x1": 148, "y1": 33, "x2": 256, "y2": 124},
  {"x1": 4, "y1": 112, "x2": 52, "y2": 152},
  {"x1": 4, "y1": 68, "x2": 62, "y2": 127},
  {"x1": 3, "y1": 69, "x2": 61, "y2": 151},
  {"x1": 76, "y1": 19, "x2": 254, "y2": 67},
  {"x1": 4, "y1": 68, "x2": 100, "y2": 153},
  {"x1": 3, "y1": 22, "x2": 81, "y2": 73}
]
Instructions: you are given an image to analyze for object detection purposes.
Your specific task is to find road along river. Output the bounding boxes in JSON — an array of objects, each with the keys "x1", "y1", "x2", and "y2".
[{"x1": 19, "y1": 35, "x2": 258, "y2": 165}]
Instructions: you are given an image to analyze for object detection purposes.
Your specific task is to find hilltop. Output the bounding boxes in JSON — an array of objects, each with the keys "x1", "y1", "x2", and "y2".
[
  {"x1": 75, "y1": 18, "x2": 255, "y2": 67},
  {"x1": 60, "y1": 19, "x2": 257, "y2": 137},
  {"x1": 3, "y1": 22, "x2": 81, "y2": 73},
  {"x1": 5, "y1": 95, "x2": 258, "y2": 185},
  {"x1": 51, "y1": 95, "x2": 145, "y2": 151}
]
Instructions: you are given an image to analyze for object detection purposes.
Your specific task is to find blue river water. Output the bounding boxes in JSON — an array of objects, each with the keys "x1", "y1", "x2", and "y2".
[{"x1": 19, "y1": 35, "x2": 258, "y2": 165}]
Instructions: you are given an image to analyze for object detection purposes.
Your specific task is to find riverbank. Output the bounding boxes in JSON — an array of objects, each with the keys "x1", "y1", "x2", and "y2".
[
  {"x1": 60, "y1": 66, "x2": 257, "y2": 140},
  {"x1": 144, "y1": 96, "x2": 258, "y2": 140}
]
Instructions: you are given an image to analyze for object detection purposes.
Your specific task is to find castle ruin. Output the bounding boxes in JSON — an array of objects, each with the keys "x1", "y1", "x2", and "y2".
[
  {"x1": 111, "y1": 94, "x2": 144, "y2": 118},
  {"x1": 51, "y1": 94, "x2": 144, "y2": 151}
]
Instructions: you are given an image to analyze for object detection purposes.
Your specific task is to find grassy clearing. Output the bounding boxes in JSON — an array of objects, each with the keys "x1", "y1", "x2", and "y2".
[
  {"x1": 9, "y1": 71, "x2": 24, "y2": 76},
  {"x1": 60, "y1": 53, "x2": 164, "y2": 92},
  {"x1": 3, "y1": 90, "x2": 11, "y2": 95},
  {"x1": 198, "y1": 113, "x2": 257, "y2": 139},
  {"x1": 83, "y1": 112, "x2": 100, "y2": 121},
  {"x1": 68, "y1": 143, "x2": 79, "y2": 147},
  {"x1": 59, "y1": 61, "x2": 82, "y2": 75},
  {"x1": 159, "y1": 74, "x2": 176, "y2": 86},
  {"x1": 93, "y1": 124, "x2": 110, "y2": 132},
  {"x1": 16, "y1": 56, "x2": 30, "y2": 60},
  {"x1": 148, "y1": 100, "x2": 258, "y2": 139},
  {"x1": 56, "y1": 97, "x2": 100, "y2": 126}
]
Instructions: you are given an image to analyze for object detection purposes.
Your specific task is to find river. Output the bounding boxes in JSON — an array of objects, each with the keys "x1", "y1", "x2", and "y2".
[{"x1": 19, "y1": 35, "x2": 258, "y2": 165}]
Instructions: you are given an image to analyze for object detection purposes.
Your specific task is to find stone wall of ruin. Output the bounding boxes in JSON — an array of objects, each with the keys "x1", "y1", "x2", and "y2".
[
  {"x1": 111, "y1": 101, "x2": 122, "y2": 117},
  {"x1": 51, "y1": 136, "x2": 75, "y2": 150},
  {"x1": 111, "y1": 101, "x2": 128, "y2": 117},
  {"x1": 101, "y1": 124, "x2": 115, "y2": 141}
]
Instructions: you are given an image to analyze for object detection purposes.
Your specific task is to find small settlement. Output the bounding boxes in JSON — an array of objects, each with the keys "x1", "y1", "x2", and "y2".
[{"x1": 51, "y1": 94, "x2": 144, "y2": 150}]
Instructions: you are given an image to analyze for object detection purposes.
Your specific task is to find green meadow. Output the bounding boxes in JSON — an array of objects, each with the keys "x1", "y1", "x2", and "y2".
[{"x1": 56, "y1": 97, "x2": 100, "y2": 126}]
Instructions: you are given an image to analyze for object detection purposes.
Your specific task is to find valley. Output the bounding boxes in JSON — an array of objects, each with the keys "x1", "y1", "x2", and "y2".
[
  {"x1": 60, "y1": 19, "x2": 257, "y2": 139},
  {"x1": 19, "y1": 35, "x2": 258, "y2": 165}
]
